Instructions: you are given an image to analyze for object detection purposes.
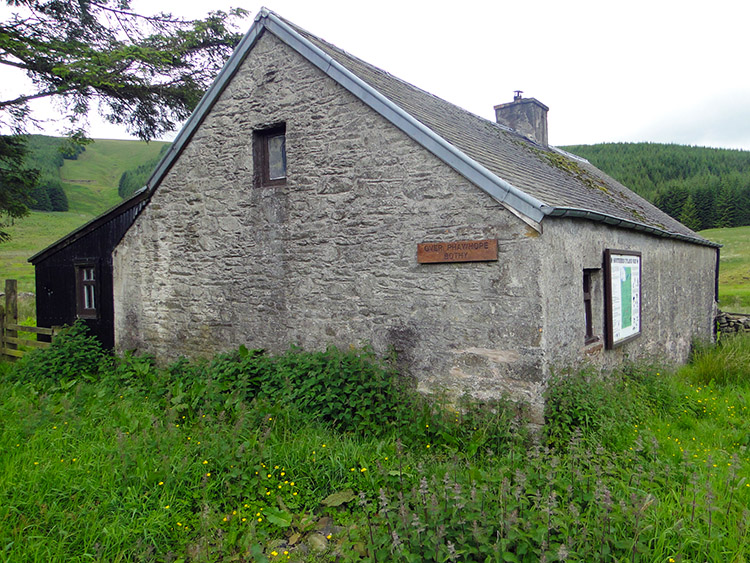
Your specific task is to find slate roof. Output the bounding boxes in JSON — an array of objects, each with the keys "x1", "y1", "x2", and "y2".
[{"x1": 138, "y1": 8, "x2": 718, "y2": 248}]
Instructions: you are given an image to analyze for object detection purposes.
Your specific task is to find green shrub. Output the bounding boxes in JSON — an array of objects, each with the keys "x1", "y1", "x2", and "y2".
[
  {"x1": 617, "y1": 361, "x2": 684, "y2": 417},
  {"x1": 107, "y1": 344, "x2": 524, "y2": 457},
  {"x1": 7, "y1": 321, "x2": 108, "y2": 387},
  {"x1": 109, "y1": 350, "x2": 160, "y2": 390},
  {"x1": 265, "y1": 345, "x2": 410, "y2": 434},
  {"x1": 113, "y1": 345, "x2": 410, "y2": 436},
  {"x1": 544, "y1": 367, "x2": 643, "y2": 450}
]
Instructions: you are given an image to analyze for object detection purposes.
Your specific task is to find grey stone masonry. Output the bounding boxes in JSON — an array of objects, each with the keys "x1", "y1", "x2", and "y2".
[
  {"x1": 115, "y1": 31, "x2": 548, "y2": 412},
  {"x1": 717, "y1": 311, "x2": 750, "y2": 334},
  {"x1": 494, "y1": 97, "x2": 549, "y2": 147}
]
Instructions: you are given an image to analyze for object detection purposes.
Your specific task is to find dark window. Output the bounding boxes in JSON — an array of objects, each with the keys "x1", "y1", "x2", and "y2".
[
  {"x1": 76, "y1": 265, "x2": 97, "y2": 319},
  {"x1": 255, "y1": 125, "x2": 286, "y2": 186},
  {"x1": 583, "y1": 269, "x2": 598, "y2": 344}
]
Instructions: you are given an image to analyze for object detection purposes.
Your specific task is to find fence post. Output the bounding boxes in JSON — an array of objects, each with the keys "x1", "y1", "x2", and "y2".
[{"x1": 4, "y1": 279, "x2": 17, "y2": 355}]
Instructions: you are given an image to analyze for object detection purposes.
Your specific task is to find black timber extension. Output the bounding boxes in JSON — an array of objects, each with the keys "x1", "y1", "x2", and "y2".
[{"x1": 28, "y1": 189, "x2": 149, "y2": 349}]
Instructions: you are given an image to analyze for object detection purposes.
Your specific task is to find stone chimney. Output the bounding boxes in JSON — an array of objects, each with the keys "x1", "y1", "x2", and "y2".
[{"x1": 494, "y1": 91, "x2": 549, "y2": 147}]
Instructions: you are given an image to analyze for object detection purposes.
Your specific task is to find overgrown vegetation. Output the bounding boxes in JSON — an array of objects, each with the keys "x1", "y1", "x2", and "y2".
[
  {"x1": 562, "y1": 142, "x2": 750, "y2": 231},
  {"x1": 1, "y1": 325, "x2": 748, "y2": 561}
]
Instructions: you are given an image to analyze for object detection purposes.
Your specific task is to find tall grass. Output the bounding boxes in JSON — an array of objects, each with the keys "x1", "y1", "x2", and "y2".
[
  {"x1": 685, "y1": 332, "x2": 750, "y2": 386},
  {"x1": 0, "y1": 325, "x2": 748, "y2": 561},
  {"x1": 701, "y1": 225, "x2": 750, "y2": 314}
]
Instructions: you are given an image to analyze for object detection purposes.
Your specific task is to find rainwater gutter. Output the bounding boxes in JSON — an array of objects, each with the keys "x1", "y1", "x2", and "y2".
[{"x1": 543, "y1": 206, "x2": 721, "y2": 248}]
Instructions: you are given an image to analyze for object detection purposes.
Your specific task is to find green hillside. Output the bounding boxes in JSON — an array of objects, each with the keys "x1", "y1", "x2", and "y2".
[
  {"x1": 60, "y1": 139, "x2": 168, "y2": 215},
  {"x1": 700, "y1": 225, "x2": 750, "y2": 313},
  {"x1": 1, "y1": 137, "x2": 168, "y2": 293},
  {"x1": 118, "y1": 144, "x2": 170, "y2": 199}
]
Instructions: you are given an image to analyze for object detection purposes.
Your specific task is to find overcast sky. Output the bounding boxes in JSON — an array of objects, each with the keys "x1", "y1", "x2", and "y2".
[{"x1": 11, "y1": 0, "x2": 750, "y2": 150}]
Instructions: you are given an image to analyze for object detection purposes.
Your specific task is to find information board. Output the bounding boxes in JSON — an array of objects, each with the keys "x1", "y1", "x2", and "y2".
[{"x1": 604, "y1": 249, "x2": 642, "y2": 348}]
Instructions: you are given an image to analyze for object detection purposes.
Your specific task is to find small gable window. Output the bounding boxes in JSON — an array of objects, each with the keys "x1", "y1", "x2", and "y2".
[
  {"x1": 255, "y1": 124, "x2": 286, "y2": 186},
  {"x1": 76, "y1": 264, "x2": 98, "y2": 319}
]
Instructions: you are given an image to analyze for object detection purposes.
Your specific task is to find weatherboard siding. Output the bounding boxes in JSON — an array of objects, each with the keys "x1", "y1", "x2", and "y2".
[
  {"x1": 114, "y1": 31, "x2": 548, "y2": 410},
  {"x1": 33, "y1": 193, "x2": 149, "y2": 349}
]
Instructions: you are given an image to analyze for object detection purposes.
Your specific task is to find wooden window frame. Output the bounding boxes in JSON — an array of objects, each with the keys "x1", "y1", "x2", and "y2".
[
  {"x1": 583, "y1": 268, "x2": 601, "y2": 345},
  {"x1": 583, "y1": 270, "x2": 594, "y2": 344},
  {"x1": 75, "y1": 263, "x2": 98, "y2": 319},
  {"x1": 254, "y1": 124, "x2": 287, "y2": 187}
]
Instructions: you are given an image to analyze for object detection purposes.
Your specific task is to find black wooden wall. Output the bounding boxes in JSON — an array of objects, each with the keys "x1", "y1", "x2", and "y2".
[{"x1": 32, "y1": 195, "x2": 148, "y2": 349}]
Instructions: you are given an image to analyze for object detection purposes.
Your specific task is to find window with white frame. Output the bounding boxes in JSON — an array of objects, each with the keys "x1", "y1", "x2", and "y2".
[{"x1": 76, "y1": 265, "x2": 97, "y2": 318}]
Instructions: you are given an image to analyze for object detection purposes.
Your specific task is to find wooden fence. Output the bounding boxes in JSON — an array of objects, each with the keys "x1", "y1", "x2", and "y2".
[{"x1": 1, "y1": 279, "x2": 59, "y2": 360}]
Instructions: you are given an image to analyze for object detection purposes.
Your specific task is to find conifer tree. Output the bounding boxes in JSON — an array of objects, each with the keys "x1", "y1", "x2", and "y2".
[
  {"x1": 715, "y1": 186, "x2": 739, "y2": 228},
  {"x1": 0, "y1": 0, "x2": 247, "y2": 241},
  {"x1": 679, "y1": 194, "x2": 702, "y2": 231}
]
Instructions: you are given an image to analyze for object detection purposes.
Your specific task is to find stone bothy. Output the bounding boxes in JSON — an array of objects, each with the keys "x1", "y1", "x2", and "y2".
[{"x1": 108, "y1": 9, "x2": 718, "y2": 418}]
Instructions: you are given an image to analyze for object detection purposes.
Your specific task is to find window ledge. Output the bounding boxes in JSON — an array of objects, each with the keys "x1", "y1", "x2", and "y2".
[{"x1": 583, "y1": 338, "x2": 603, "y2": 356}]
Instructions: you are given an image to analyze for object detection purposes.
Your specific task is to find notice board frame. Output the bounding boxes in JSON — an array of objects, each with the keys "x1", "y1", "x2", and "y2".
[{"x1": 603, "y1": 249, "x2": 642, "y2": 349}]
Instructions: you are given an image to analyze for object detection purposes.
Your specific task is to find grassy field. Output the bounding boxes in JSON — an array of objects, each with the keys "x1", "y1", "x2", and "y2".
[
  {"x1": 700, "y1": 225, "x2": 750, "y2": 313},
  {"x1": 0, "y1": 329, "x2": 748, "y2": 562},
  {"x1": 0, "y1": 139, "x2": 167, "y2": 293}
]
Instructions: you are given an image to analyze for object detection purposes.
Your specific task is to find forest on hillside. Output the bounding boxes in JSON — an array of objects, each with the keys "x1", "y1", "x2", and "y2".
[
  {"x1": 22, "y1": 136, "x2": 83, "y2": 212},
  {"x1": 562, "y1": 143, "x2": 750, "y2": 231},
  {"x1": 118, "y1": 144, "x2": 169, "y2": 198}
]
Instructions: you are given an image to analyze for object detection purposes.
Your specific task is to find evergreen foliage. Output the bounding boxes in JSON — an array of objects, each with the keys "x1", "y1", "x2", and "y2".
[
  {"x1": 0, "y1": 136, "x2": 38, "y2": 242},
  {"x1": 0, "y1": 1, "x2": 247, "y2": 141},
  {"x1": 0, "y1": 2, "x2": 246, "y2": 241},
  {"x1": 562, "y1": 142, "x2": 750, "y2": 230},
  {"x1": 22, "y1": 136, "x2": 74, "y2": 212},
  {"x1": 679, "y1": 194, "x2": 701, "y2": 231},
  {"x1": 118, "y1": 144, "x2": 170, "y2": 198}
]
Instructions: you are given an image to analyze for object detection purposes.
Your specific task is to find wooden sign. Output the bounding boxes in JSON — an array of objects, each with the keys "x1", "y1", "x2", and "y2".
[{"x1": 417, "y1": 239, "x2": 498, "y2": 264}]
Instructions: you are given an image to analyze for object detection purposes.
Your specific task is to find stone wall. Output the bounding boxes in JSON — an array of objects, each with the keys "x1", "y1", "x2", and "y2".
[
  {"x1": 539, "y1": 218, "x2": 717, "y2": 370},
  {"x1": 717, "y1": 311, "x2": 750, "y2": 334},
  {"x1": 114, "y1": 31, "x2": 547, "y2": 410},
  {"x1": 113, "y1": 30, "x2": 718, "y2": 420}
]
